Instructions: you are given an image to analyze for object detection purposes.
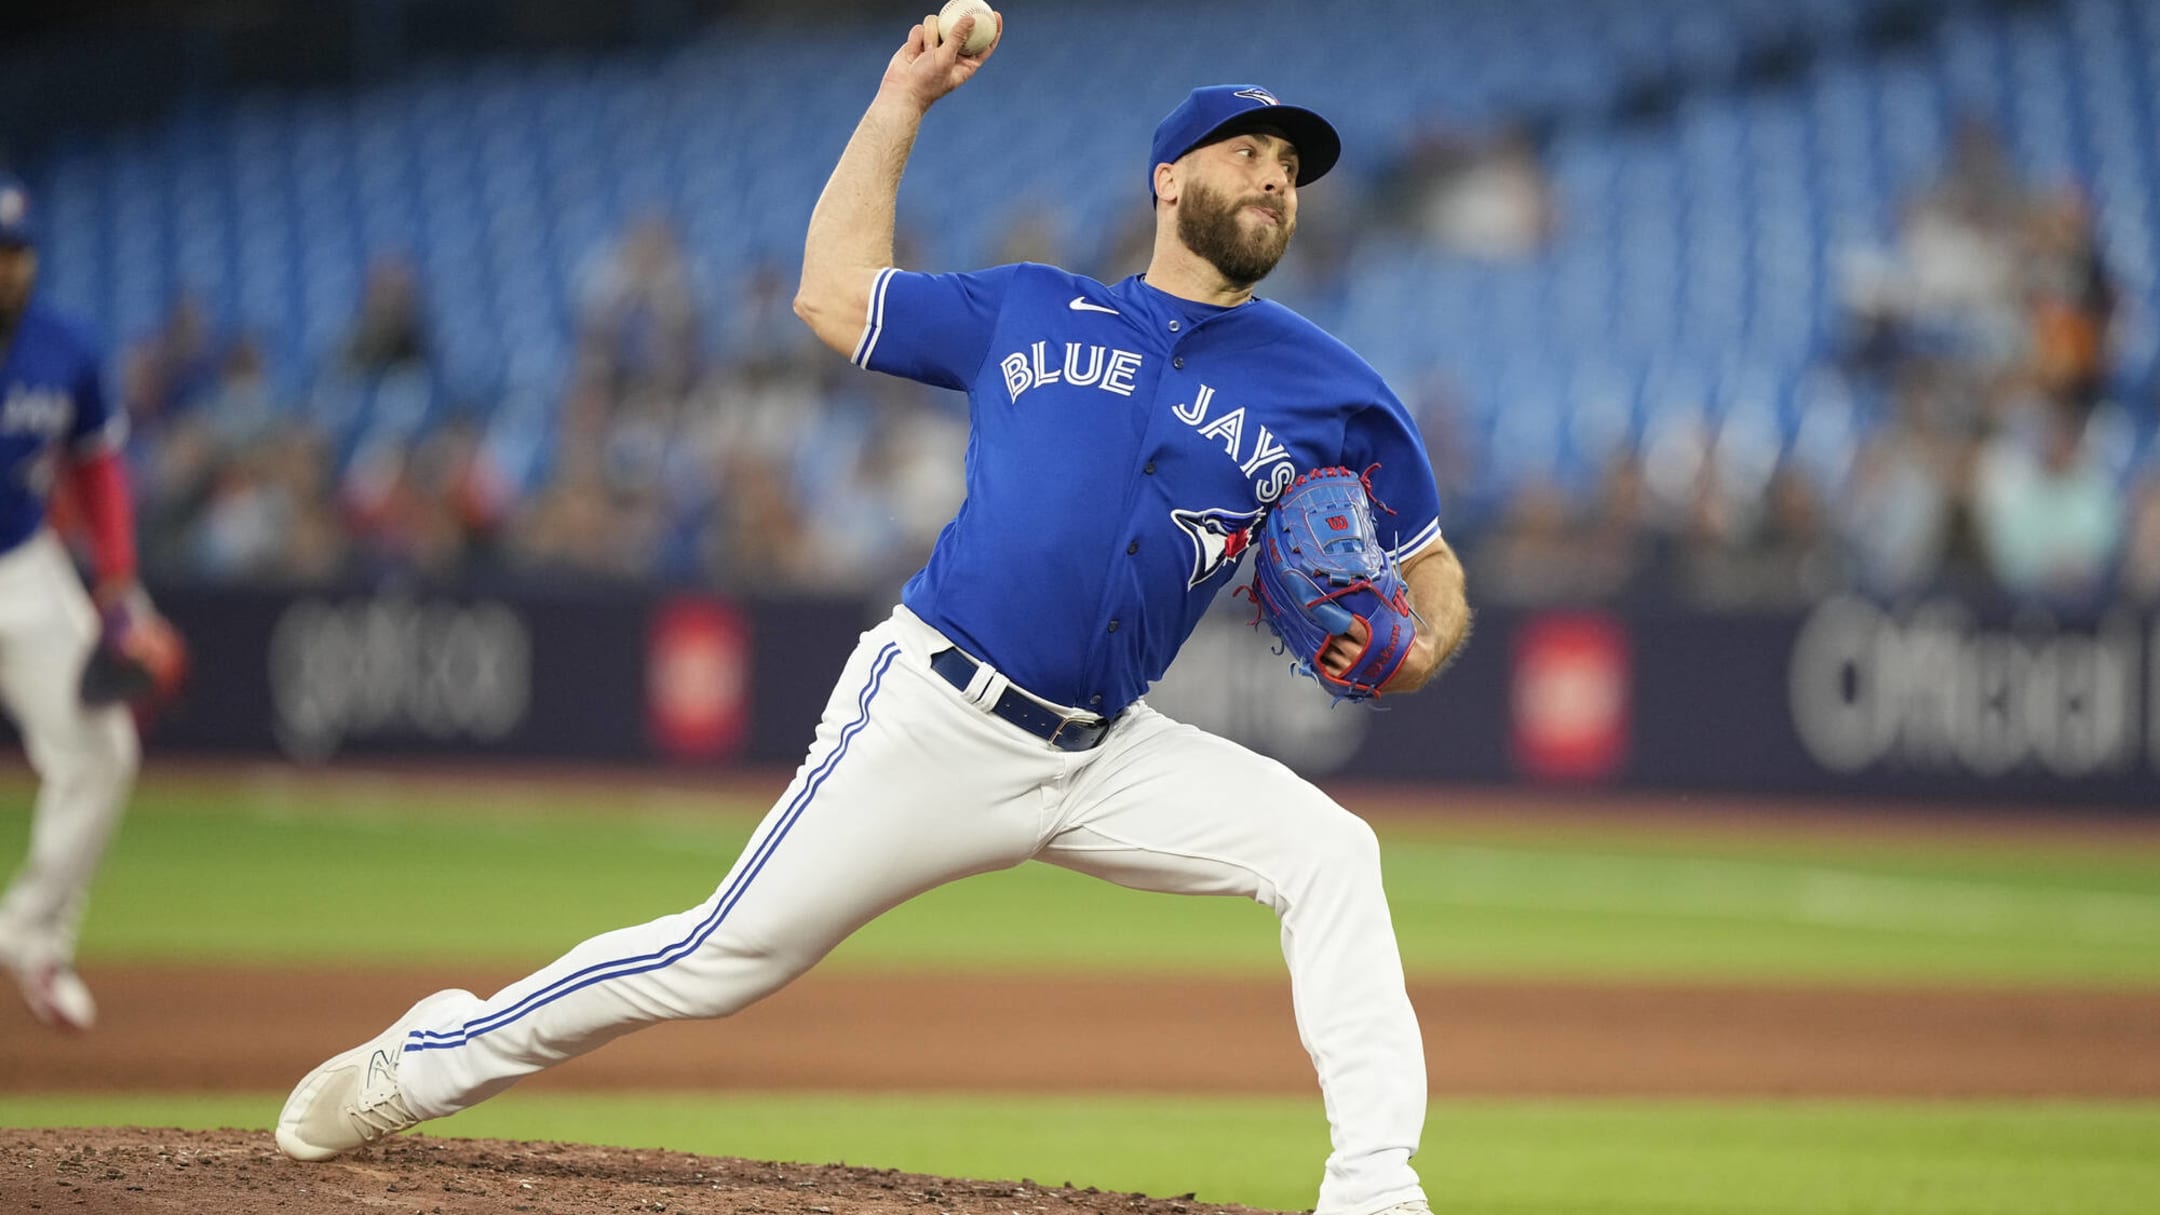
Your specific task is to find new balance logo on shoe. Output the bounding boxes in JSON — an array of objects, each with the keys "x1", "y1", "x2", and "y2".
[
  {"x1": 1067, "y1": 296, "x2": 1120, "y2": 315},
  {"x1": 364, "y1": 1048, "x2": 399, "y2": 1102}
]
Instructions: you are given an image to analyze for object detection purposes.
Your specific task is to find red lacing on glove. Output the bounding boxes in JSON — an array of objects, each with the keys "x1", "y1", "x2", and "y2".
[
  {"x1": 1303, "y1": 579, "x2": 1380, "y2": 611},
  {"x1": 1357, "y1": 462, "x2": 1399, "y2": 517}
]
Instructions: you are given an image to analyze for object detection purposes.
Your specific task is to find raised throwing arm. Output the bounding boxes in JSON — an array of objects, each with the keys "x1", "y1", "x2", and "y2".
[{"x1": 793, "y1": 11, "x2": 1002, "y2": 355}]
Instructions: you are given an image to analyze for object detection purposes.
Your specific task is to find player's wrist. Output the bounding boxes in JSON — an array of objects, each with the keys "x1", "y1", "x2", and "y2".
[
  {"x1": 871, "y1": 81, "x2": 936, "y2": 119},
  {"x1": 92, "y1": 577, "x2": 151, "y2": 619}
]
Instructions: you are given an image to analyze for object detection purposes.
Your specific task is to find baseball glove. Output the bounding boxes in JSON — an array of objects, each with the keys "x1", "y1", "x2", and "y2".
[
  {"x1": 80, "y1": 599, "x2": 189, "y2": 709},
  {"x1": 1248, "y1": 467, "x2": 1418, "y2": 702}
]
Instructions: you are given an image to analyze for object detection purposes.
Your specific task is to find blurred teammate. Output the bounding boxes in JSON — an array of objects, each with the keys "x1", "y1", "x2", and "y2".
[
  {"x1": 0, "y1": 173, "x2": 159, "y2": 1031},
  {"x1": 277, "y1": 15, "x2": 1470, "y2": 1215}
]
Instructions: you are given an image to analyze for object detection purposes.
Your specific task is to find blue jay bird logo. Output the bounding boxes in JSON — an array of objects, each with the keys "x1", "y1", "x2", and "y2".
[{"x1": 1171, "y1": 506, "x2": 1264, "y2": 588}]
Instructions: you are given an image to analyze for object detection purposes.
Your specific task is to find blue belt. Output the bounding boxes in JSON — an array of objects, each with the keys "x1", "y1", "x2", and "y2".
[{"x1": 929, "y1": 648, "x2": 1113, "y2": 753}]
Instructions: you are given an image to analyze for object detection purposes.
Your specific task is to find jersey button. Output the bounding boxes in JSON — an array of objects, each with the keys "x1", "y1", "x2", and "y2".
[
  {"x1": 1127, "y1": 541, "x2": 1139, "y2": 554},
  {"x1": 1168, "y1": 320, "x2": 1182, "y2": 332},
  {"x1": 1090, "y1": 695, "x2": 1104, "y2": 706},
  {"x1": 1173, "y1": 357, "x2": 1184, "y2": 369},
  {"x1": 1107, "y1": 620, "x2": 1121, "y2": 633},
  {"x1": 1143, "y1": 461, "x2": 1156, "y2": 475}
]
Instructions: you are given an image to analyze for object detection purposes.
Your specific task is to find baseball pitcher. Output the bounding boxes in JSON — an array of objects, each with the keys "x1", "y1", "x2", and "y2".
[{"x1": 278, "y1": 15, "x2": 1472, "y2": 1215}]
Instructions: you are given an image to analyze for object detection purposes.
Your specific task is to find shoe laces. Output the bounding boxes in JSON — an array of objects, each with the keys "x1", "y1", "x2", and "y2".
[
  {"x1": 348, "y1": 1090, "x2": 420, "y2": 1141},
  {"x1": 349, "y1": 1045, "x2": 418, "y2": 1140}
]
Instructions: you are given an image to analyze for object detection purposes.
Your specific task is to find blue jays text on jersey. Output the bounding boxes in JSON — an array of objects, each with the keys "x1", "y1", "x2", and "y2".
[
  {"x1": 855, "y1": 261, "x2": 1444, "y2": 718},
  {"x1": 1, "y1": 305, "x2": 123, "y2": 554}
]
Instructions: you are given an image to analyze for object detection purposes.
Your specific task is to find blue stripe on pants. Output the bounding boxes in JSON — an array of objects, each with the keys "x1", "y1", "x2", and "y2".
[{"x1": 406, "y1": 642, "x2": 903, "y2": 1052}]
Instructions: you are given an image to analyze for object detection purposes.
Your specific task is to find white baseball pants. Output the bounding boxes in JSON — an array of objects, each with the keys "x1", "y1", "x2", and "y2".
[
  {"x1": 398, "y1": 604, "x2": 1427, "y2": 1215},
  {"x1": 0, "y1": 530, "x2": 140, "y2": 964}
]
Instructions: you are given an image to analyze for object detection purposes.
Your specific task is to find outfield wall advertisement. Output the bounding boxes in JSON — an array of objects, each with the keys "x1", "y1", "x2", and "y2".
[{"x1": 136, "y1": 586, "x2": 2160, "y2": 808}]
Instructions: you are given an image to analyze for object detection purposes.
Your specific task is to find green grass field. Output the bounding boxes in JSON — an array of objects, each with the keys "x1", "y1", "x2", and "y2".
[
  {"x1": 25, "y1": 774, "x2": 2160, "y2": 984},
  {"x1": 5, "y1": 767, "x2": 2160, "y2": 1214}
]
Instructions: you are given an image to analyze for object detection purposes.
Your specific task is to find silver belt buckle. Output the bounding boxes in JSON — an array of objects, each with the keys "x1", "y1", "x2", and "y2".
[{"x1": 1045, "y1": 709, "x2": 1105, "y2": 749}]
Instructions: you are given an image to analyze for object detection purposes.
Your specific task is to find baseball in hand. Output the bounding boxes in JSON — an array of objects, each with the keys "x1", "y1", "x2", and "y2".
[{"x1": 934, "y1": 0, "x2": 999, "y2": 55}]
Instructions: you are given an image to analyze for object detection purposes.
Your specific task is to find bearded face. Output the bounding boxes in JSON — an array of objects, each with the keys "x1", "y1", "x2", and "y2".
[{"x1": 1175, "y1": 174, "x2": 1295, "y2": 288}]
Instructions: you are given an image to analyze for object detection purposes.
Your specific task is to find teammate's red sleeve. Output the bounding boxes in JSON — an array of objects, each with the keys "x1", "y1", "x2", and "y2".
[{"x1": 64, "y1": 449, "x2": 139, "y2": 592}]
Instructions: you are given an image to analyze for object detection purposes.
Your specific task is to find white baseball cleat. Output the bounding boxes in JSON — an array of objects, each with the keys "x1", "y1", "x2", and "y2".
[
  {"x1": 11, "y1": 959, "x2": 97, "y2": 1032},
  {"x1": 275, "y1": 988, "x2": 473, "y2": 1162},
  {"x1": 0, "y1": 929, "x2": 96, "y2": 1032}
]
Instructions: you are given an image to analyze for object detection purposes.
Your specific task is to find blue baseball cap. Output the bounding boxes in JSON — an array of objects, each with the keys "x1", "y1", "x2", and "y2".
[
  {"x1": 1148, "y1": 85, "x2": 1341, "y2": 198},
  {"x1": 0, "y1": 175, "x2": 33, "y2": 247}
]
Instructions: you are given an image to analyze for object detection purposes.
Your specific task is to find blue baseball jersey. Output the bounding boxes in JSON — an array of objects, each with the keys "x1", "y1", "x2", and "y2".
[
  {"x1": 0, "y1": 304, "x2": 122, "y2": 555},
  {"x1": 856, "y1": 262, "x2": 1443, "y2": 716}
]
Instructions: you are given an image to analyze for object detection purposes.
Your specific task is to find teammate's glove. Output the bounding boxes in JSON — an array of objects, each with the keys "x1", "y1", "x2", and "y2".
[
  {"x1": 1247, "y1": 467, "x2": 1418, "y2": 703},
  {"x1": 79, "y1": 590, "x2": 189, "y2": 710}
]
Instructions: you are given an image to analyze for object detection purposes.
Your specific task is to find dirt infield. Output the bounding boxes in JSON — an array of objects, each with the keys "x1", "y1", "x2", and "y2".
[
  {"x1": 6, "y1": 965, "x2": 2158, "y2": 1098},
  {"x1": 0, "y1": 1127, "x2": 1275, "y2": 1215}
]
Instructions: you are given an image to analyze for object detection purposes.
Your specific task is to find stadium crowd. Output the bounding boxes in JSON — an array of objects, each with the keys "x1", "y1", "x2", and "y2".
[{"x1": 112, "y1": 119, "x2": 2158, "y2": 612}]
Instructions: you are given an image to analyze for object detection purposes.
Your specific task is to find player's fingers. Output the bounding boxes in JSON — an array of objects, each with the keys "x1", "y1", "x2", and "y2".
[
  {"x1": 923, "y1": 13, "x2": 940, "y2": 48},
  {"x1": 948, "y1": 13, "x2": 1000, "y2": 61},
  {"x1": 926, "y1": 13, "x2": 969, "y2": 69},
  {"x1": 889, "y1": 22, "x2": 923, "y2": 68},
  {"x1": 968, "y1": 11, "x2": 1005, "y2": 60},
  {"x1": 1317, "y1": 636, "x2": 1348, "y2": 676}
]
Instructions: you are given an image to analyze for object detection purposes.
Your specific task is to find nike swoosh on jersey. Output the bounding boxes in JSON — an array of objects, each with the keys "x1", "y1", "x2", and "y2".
[{"x1": 1067, "y1": 296, "x2": 1121, "y2": 315}]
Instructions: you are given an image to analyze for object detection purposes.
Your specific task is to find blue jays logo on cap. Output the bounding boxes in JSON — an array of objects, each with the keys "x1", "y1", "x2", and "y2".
[
  {"x1": 0, "y1": 176, "x2": 32, "y2": 247},
  {"x1": 1148, "y1": 84, "x2": 1342, "y2": 197}
]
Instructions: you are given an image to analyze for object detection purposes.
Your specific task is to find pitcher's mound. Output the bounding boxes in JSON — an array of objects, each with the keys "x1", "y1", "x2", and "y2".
[{"x1": 1, "y1": 1127, "x2": 1280, "y2": 1215}]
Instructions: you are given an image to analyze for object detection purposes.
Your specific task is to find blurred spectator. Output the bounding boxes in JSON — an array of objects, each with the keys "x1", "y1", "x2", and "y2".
[
  {"x1": 992, "y1": 202, "x2": 1068, "y2": 268},
  {"x1": 1378, "y1": 121, "x2": 1555, "y2": 260},
  {"x1": 507, "y1": 448, "x2": 626, "y2": 581},
  {"x1": 1840, "y1": 120, "x2": 2028, "y2": 375},
  {"x1": 708, "y1": 460, "x2": 821, "y2": 592},
  {"x1": 878, "y1": 390, "x2": 969, "y2": 562},
  {"x1": 1406, "y1": 372, "x2": 1482, "y2": 527},
  {"x1": 1933, "y1": 118, "x2": 2027, "y2": 231},
  {"x1": 1089, "y1": 202, "x2": 1158, "y2": 282},
  {"x1": 184, "y1": 422, "x2": 345, "y2": 583},
  {"x1": 1574, "y1": 449, "x2": 1662, "y2": 601},
  {"x1": 261, "y1": 425, "x2": 349, "y2": 584},
  {"x1": 2022, "y1": 188, "x2": 2117, "y2": 413},
  {"x1": 187, "y1": 449, "x2": 287, "y2": 579},
  {"x1": 1971, "y1": 404, "x2": 2123, "y2": 604},
  {"x1": 341, "y1": 255, "x2": 431, "y2": 376},
  {"x1": 200, "y1": 337, "x2": 280, "y2": 449},
  {"x1": 719, "y1": 259, "x2": 817, "y2": 375},
  {"x1": 1837, "y1": 420, "x2": 1957, "y2": 599},
  {"x1": 1469, "y1": 478, "x2": 1584, "y2": 604},
  {"x1": 1683, "y1": 467, "x2": 1843, "y2": 610},
  {"x1": 135, "y1": 416, "x2": 220, "y2": 578},
  {"x1": 2121, "y1": 470, "x2": 2160, "y2": 604},
  {"x1": 577, "y1": 213, "x2": 705, "y2": 396},
  {"x1": 340, "y1": 417, "x2": 511, "y2": 582},
  {"x1": 122, "y1": 293, "x2": 224, "y2": 427}
]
